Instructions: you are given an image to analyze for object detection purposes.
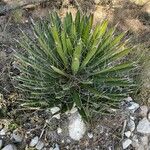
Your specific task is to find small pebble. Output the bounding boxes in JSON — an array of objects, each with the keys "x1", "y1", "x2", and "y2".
[
  {"x1": 130, "y1": 116, "x2": 135, "y2": 120},
  {"x1": 125, "y1": 96, "x2": 133, "y2": 102},
  {"x1": 122, "y1": 139, "x2": 132, "y2": 149},
  {"x1": 87, "y1": 132, "x2": 93, "y2": 139},
  {"x1": 139, "y1": 105, "x2": 148, "y2": 117},
  {"x1": 148, "y1": 112, "x2": 150, "y2": 121},
  {"x1": 53, "y1": 143, "x2": 60, "y2": 150},
  {"x1": 127, "y1": 102, "x2": 139, "y2": 113},
  {"x1": 29, "y1": 136, "x2": 39, "y2": 147},
  {"x1": 128, "y1": 119, "x2": 135, "y2": 132},
  {"x1": 12, "y1": 130, "x2": 23, "y2": 142},
  {"x1": 140, "y1": 136, "x2": 148, "y2": 146},
  {"x1": 2, "y1": 144, "x2": 17, "y2": 150},
  {"x1": 57, "y1": 127, "x2": 62, "y2": 134},
  {"x1": 66, "y1": 145, "x2": 69, "y2": 149},
  {"x1": 53, "y1": 114, "x2": 60, "y2": 119},
  {"x1": 124, "y1": 131, "x2": 131, "y2": 138},
  {"x1": 66, "y1": 139, "x2": 71, "y2": 143},
  {"x1": 35, "y1": 141, "x2": 44, "y2": 150},
  {"x1": 94, "y1": 0, "x2": 100, "y2": 4},
  {"x1": 132, "y1": 135, "x2": 139, "y2": 148},
  {"x1": 0, "y1": 128, "x2": 6, "y2": 136},
  {"x1": 0, "y1": 140, "x2": 3, "y2": 149},
  {"x1": 50, "y1": 107, "x2": 60, "y2": 114}
]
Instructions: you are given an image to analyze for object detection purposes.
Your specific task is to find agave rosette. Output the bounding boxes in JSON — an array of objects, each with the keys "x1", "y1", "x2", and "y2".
[{"x1": 14, "y1": 12, "x2": 136, "y2": 121}]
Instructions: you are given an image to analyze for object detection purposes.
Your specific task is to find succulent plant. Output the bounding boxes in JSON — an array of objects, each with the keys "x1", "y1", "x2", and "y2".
[{"x1": 14, "y1": 11, "x2": 136, "y2": 121}]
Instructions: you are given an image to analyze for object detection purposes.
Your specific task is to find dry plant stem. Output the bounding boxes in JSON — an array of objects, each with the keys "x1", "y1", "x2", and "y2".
[
  {"x1": 74, "y1": 0, "x2": 83, "y2": 14},
  {"x1": 0, "y1": 0, "x2": 51, "y2": 16},
  {"x1": 121, "y1": 119, "x2": 127, "y2": 140}
]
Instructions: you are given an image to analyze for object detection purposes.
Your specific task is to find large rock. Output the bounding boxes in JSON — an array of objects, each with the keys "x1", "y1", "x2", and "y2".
[
  {"x1": 68, "y1": 112, "x2": 86, "y2": 141},
  {"x1": 137, "y1": 117, "x2": 150, "y2": 134},
  {"x1": 2, "y1": 144, "x2": 17, "y2": 150}
]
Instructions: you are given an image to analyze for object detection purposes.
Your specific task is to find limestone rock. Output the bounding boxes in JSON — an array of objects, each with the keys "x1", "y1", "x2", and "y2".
[
  {"x1": 12, "y1": 130, "x2": 23, "y2": 142},
  {"x1": 29, "y1": 136, "x2": 39, "y2": 147},
  {"x1": 127, "y1": 102, "x2": 139, "y2": 113},
  {"x1": 0, "y1": 128, "x2": 6, "y2": 136},
  {"x1": 68, "y1": 112, "x2": 86, "y2": 141},
  {"x1": 124, "y1": 131, "x2": 131, "y2": 138},
  {"x1": 0, "y1": 140, "x2": 3, "y2": 149},
  {"x1": 122, "y1": 139, "x2": 132, "y2": 149},
  {"x1": 128, "y1": 119, "x2": 135, "y2": 132},
  {"x1": 137, "y1": 117, "x2": 150, "y2": 134},
  {"x1": 53, "y1": 143, "x2": 60, "y2": 150},
  {"x1": 35, "y1": 141, "x2": 44, "y2": 150},
  {"x1": 139, "y1": 105, "x2": 148, "y2": 117},
  {"x1": 2, "y1": 144, "x2": 17, "y2": 150}
]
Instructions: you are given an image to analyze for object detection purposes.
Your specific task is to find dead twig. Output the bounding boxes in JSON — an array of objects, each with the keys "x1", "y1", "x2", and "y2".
[{"x1": 0, "y1": 0, "x2": 51, "y2": 16}]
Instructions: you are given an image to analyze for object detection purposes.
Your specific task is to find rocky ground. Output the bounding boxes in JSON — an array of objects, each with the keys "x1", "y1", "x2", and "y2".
[
  {"x1": 0, "y1": 0, "x2": 150, "y2": 149},
  {"x1": 0, "y1": 97, "x2": 150, "y2": 150}
]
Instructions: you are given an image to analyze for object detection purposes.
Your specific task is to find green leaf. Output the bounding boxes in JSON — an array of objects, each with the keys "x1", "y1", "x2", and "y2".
[
  {"x1": 71, "y1": 39, "x2": 82, "y2": 74},
  {"x1": 51, "y1": 25, "x2": 67, "y2": 67},
  {"x1": 91, "y1": 62, "x2": 135, "y2": 76},
  {"x1": 80, "y1": 45, "x2": 98, "y2": 69},
  {"x1": 73, "y1": 91, "x2": 82, "y2": 108},
  {"x1": 51, "y1": 65, "x2": 69, "y2": 77},
  {"x1": 78, "y1": 107, "x2": 89, "y2": 122}
]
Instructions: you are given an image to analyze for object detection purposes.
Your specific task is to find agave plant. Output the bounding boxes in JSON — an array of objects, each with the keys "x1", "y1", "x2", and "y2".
[{"x1": 14, "y1": 11, "x2": 136, "y2": 121}]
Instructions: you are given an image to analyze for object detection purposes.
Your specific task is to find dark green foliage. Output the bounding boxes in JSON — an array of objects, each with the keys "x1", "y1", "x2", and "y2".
[{"x1": 14, "y1": 11, "x2": 136, "y2": 121}]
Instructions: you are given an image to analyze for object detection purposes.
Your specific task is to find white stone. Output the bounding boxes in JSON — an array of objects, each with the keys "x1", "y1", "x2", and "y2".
[
  {"x1": 122, "y1": 139, "x2": 132, "y2": 149},
  {"x1": 125, "y1": 97, "x2": 133, "y2": 102},
  {"x1": 124, "y1": 131, "x2": 131, "y2": 138},
  {"x1": 128, "y1": 119, "x2": 135, "y2": 132},
  {"x1": 2, "y1": 144, "x2": 17, "y2": 150},
  {"x1": 0, "y1": 128, "x2": 6, "y2": 136},
  {"x1": 70, "y1": 107, "x2": 78, "y2": 114},
  {"x1": 12, "y1": 131, "x2": 23, "y2": 142},
  {"x1": 53, "y1": 143, "x2": 60, "y2": 150},
  {"x1": 148, "y1": 112, "x2": 150, "y2": 121},
  {"x1": 127, "y1": 102, "x2": 139, "y2": 112},
  {"x1": 68, "y1": 112, "x2": 86, "y2": 141},
  {"x1": 140, "y1": 136, "x2": 148, "y2": 146},
  {"x1": 130, "y1": 116, "x2": 135, "y2": 120},
  {"x1": 0, "y1": 140, "x2": 3, "y2": 149},
  {"x1": 29, "y1": 136, "x2": 39, "y2": 147},
  {"x1": 94, "y1": 0, "x2": 100, "y2": 4},
  {"x1": 139, "y1": 105, "x2": 148, "y2": 117},
  {"x1": 52, "y1": 114, "x2": 60, "y2": 119},
  {"x1": 132, "y1": 135, "x2": 139, "y2": 148},
  {"x1": 35, "y1": 141, "x2": 44, "y2": 150},
  {"x1": 87, "y1": 132, "x2": 93, "y2": 139},
  {"x1": 66, "y1": 139, "x2": 71, "y2": 143},
  {"x1": 137, "y1": 118, "x2": 150, "y2": 134},
  {"x1": 57, "y1": 128, "x2": 62, "y2": 134},
  {"x1": 50, "y1": 107, "x2": 60, "y2": 114}
]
